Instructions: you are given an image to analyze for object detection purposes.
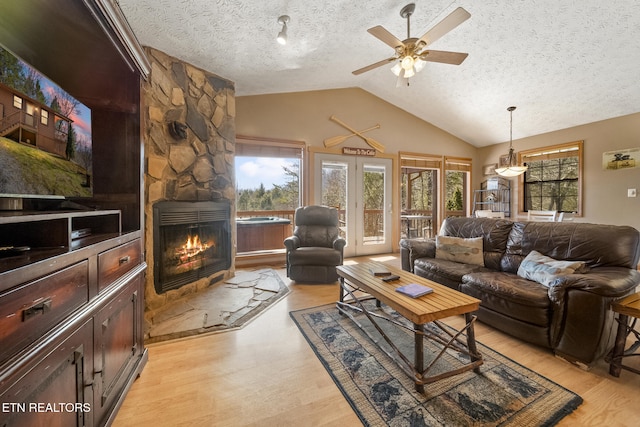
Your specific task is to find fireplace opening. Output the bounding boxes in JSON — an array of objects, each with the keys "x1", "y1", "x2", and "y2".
[{"x1": 153, "y1": 201, "x2": 231, "y2": 294}]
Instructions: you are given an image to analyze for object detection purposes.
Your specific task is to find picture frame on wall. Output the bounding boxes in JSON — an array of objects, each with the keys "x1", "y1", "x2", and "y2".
[
  {"x1": 499, "y1": 154, "x2": 511, "y2": 168},
  {"x1": 483, "y1": 163, "x2": 497, "y2": 176},
  {"x1": 602, "y1": 147, "x2": 639, "y2": 170}
]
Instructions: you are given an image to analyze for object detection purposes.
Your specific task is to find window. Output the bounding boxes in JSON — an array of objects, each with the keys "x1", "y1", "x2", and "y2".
[
  {"x1": 13, "y1": 95, "x2": 22, "y2": 109},
  {"x1": 400, "y1": 153, "x2": 440, "y2": 238},
  {"x1": 235, "y1": 136, "x2": 304, "y2": 214},
  {"x1": 399, "y1": 153, "x2": 471, "y2": 236},
  {"x1": 520, "y1": 141, "x2": 583, "y2": 215},
  {"x1": 444, "y1": 157, "x2": 472, "y2": 218},
  {"x1": 41, "y1": 109, "x2": 49, "y2": 125}
]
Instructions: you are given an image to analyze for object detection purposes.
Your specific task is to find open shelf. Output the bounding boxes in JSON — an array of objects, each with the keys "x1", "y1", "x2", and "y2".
[{"x1": 0, "y1": 209, "x2": 121, "y2": 274}]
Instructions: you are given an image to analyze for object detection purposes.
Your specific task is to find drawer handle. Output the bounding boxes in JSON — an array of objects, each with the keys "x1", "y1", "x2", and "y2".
[
  {"x1": 119, "y1": 255, "x2": 131, "y2": 265},
  {"x1": 22, "y1": 298, "x2": 52, "y2": 321}
]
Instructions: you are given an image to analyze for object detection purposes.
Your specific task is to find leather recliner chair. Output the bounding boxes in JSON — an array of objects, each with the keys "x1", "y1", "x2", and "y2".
[{"x1": 284, "y1": 205, "x2": 346, "y2": 283}]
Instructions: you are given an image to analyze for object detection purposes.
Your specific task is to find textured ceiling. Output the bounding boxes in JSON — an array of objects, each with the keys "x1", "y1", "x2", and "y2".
[{"x1": 118, "y1": 0, "x2": 640, "y2": 147}]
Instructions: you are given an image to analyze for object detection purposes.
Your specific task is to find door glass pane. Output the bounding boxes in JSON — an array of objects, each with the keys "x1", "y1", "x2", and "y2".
[
  {"x1": 445, "y1": 170, "x2": 467, "y2": 217},
  {"x1": 363, "y1": 164, "x2": 385, "y2": 244},
  {"x1": 401, "y1": 167, "x2": 436, "y2": 239},
  {"x1": 321, "y1": 161, "x2": 347, "y2": 239}
]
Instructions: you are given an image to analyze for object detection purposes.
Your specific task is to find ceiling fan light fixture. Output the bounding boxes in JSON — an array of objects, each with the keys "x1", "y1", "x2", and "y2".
[
  {"x1": 414, "y1": 57, "x2": 426, "y2": 72},
  {"x1": 276, "y1": 15, "x2": 289, "y2": 45},
  {"x1": 391, "y1": 62, "x2": 403, "y2": 76},
  {"x1": 496, "y1": 106, "x2": 528, "y2": 177},
  {"x1": 403, "y1": 66, "x2": 415, "y2": 78},
  {"x1": 401, "y1": 55, "x2": 414, "y2": 70}
]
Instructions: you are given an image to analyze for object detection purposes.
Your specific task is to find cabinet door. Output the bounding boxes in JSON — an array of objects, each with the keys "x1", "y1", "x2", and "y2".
[
  {"x1": 0, "y1": 321, "x2": 94, "y2": 427},
  {"x1": 92, "y1": 272, "x2": 144, "y2": 426}
]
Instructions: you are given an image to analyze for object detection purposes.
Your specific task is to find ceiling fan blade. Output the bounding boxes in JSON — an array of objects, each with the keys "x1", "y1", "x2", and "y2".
[
  {"x1": 367, "y1": 25, "x2": 404, "y2": 49},
  {"x1": 417, "y1": 7, "x2": 471, "y2": 47},
  {"x1": 420, "y1": 50, "x2": 468, "y2": 65},
  {"x1": 352, "y1": 57, "x2": 396, "y2": 75}
]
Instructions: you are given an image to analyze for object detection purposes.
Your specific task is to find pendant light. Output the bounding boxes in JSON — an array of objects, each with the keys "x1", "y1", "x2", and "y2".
[{"x1": 495, "y1": 106, "x2": 528, "y2": 177}]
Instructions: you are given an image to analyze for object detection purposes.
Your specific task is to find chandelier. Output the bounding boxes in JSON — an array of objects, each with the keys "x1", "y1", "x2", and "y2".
[{"x1": 495, "y1": 106, "x2": 528, "y2": 177}]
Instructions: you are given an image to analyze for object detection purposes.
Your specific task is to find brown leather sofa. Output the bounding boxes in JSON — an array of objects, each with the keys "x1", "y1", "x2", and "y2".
[{"x1": 400, "y1": 217, "x2": 640, "y2": 367}]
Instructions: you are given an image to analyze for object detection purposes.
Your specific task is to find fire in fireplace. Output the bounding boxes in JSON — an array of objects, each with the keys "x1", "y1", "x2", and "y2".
[{"x1": 153, "y1": 201, "x2": 231, "y2": 294}]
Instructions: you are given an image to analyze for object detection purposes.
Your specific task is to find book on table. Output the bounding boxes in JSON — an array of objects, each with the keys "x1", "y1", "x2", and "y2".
[
  {"x1": 369, "y1": 266, "x2": 392, "y2": 276},
  {"x1": 395, "y1": 283, "x2": 434, "y2": 298}
]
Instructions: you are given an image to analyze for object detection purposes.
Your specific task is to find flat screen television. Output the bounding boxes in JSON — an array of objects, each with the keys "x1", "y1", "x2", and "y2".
[{"x1": 0, "y1": 46, "x2": 92, "y2": 202}]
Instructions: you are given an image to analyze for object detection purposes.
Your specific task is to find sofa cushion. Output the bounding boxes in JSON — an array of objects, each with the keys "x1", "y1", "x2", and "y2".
[
  {"x1": 436, "y1": 235, "x2": 484, "y2": 266},
  {"x1": 517, "y1": 250, "x2": 587, "y2": 287},
  {"x1": 287, "y1": 247, "x2": 342, "y2": 266},
  {"x1": 414, "y1": 257, "x2": 490, "y2": 289},
  {"x1": 439, "y1": 217, "x2": 513, "y2": 270},
  {"x1": 461, "y1": 271, "x2": 551, "y2": 327}
]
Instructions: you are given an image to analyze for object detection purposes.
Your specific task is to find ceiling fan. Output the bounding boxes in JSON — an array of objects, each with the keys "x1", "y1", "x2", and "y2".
[{"x1": 353, "y1": 3, "x2": 470, "y2": 85}]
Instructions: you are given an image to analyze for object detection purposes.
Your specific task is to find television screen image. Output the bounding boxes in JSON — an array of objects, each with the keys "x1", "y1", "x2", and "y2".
[{"x1": 0, "y1": 46, "x2": 92, "y2": 199}]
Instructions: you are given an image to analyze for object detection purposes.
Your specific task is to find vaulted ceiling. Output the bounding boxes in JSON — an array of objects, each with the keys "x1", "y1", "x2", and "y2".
[{"x1": 118, "y1": 0, "x2": 640, "y2": 147}]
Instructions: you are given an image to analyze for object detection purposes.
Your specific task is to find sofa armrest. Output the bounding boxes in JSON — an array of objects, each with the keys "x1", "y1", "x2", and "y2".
[
  {"x1": 399, "y1": 238, "x2": 436, "y2": 272},
  {"x1": 547, "y1": 267, "x2": 640, "y2": 364},
  {"x1": 547, "y1": 267, "x2": 640, "y2": 303}
]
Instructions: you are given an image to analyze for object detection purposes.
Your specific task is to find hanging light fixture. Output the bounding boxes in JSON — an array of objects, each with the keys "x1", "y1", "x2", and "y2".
[
  {"x1": 496, "y1": 106, "x2": 528, "y2": 177},
  {"x1": 276, "y1": 15, "x2": 290, "y2": 45}
]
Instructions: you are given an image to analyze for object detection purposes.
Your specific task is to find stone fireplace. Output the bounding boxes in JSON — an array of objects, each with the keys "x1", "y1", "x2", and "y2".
[{"x1": 142, "y1": 47, "x2": 236, "y2": 316}]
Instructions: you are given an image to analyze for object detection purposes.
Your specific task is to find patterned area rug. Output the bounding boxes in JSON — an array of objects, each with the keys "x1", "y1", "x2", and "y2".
[
  {"x1": 146, "y1": 269, "x2": 289, "y2": 343},
  {"x1": 290, "y1": 301, "x2": 582, "y2": 426}
]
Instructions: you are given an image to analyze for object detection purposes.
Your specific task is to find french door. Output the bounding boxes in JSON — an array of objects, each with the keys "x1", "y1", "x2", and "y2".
[{"x1": 314, "y1": 154, "x2": 392, "y2": 257}]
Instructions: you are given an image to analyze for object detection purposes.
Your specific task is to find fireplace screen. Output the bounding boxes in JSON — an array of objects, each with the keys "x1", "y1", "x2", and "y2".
[{"x1": 153, "y1": 201, "x2": 231, "y2": 294}]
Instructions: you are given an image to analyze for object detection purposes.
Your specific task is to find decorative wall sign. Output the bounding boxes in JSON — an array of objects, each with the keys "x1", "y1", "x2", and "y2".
[
  {"x1": 343, "y1": 147, "x2": 376, "y2": 156},
  {"x1": 603, "y1": 147, "x2": 638, "y2": 170},
  {"x1": 483, "y1": 163, "x2": 497, "y2": 176}
]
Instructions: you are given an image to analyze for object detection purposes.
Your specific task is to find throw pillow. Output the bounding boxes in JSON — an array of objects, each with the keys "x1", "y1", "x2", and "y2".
[
  {"x1": 435, "y1": 236, "x2": 484, "y2": 266},
  {"x1": 517, "y1": 250, "x2": 587, "y2": 287}
]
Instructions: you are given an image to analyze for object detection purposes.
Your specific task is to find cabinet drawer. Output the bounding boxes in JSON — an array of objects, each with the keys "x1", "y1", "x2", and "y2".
[
  {"x1": 98, "y1": 239, "x2": 142, "y2": 291},
  {"x1": 0, "y1": 261, "x2": 89, "y2": 365}
]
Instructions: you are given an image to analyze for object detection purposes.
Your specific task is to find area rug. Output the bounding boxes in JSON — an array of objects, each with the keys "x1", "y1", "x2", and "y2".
[
  {"x1": 146, "y1": 268, "x2": 289, "y2": 343},
  {"x1": 290, "y1": 301, "x2": 582, "y2": 426}
]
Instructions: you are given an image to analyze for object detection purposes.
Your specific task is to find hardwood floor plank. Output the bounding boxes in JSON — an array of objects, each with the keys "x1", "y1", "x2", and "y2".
[{"x1": 113, "y1": 256, "x2": 639, "y2": 426}]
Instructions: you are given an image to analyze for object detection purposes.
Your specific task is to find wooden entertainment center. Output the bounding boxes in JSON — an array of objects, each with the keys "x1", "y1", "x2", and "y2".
[{"x1": 0, "y1": 1, "x2": 149, "y2": 425}]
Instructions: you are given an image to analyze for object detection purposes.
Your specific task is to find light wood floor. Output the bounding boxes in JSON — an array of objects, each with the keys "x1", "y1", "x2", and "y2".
[{"x1": 114, "y1": 255, "x2": 639, "y2": 427}]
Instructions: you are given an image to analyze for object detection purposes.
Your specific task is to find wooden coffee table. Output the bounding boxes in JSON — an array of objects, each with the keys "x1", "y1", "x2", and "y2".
[{"x1": 336, "y1": 261, "x2": 482, "y2": 393}]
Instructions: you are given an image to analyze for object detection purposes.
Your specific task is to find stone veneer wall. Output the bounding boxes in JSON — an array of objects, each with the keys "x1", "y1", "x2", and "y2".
[{"x1": 142, "y1": 47, "x2": 236, "y2": 315}]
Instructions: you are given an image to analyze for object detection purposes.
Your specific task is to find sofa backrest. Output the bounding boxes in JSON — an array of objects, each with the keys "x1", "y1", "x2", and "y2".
[
  {"x1": 439, "y1": 217, "x2": 514, "y2": 271},
  {"x1": 501, "y1": 221, "x2": 640, "y2": 273}
]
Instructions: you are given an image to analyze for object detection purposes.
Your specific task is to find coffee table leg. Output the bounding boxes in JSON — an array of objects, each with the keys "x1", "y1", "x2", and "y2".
[
  {"x1": 465, "y1": 313, "x2": 481, "y2": 372},
  {"x1": 337, "y1": 277, "x2": 346, "y2": 317},
  {"x1": 414, "y1": 322, "x2": 424, "y2": 393}
]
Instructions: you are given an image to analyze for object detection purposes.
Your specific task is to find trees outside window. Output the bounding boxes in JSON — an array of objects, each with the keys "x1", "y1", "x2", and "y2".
[{"x1": 520, "y1": 141, "x2": 582, "y2": 214}]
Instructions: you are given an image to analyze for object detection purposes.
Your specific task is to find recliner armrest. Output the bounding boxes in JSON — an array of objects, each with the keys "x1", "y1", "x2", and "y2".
[
  {"x1": 284, "y1": 236, "x2": 300, "y2": 251},
  {"x1": 333, "y1": 237, "x2": 346, "y2": 252}
]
